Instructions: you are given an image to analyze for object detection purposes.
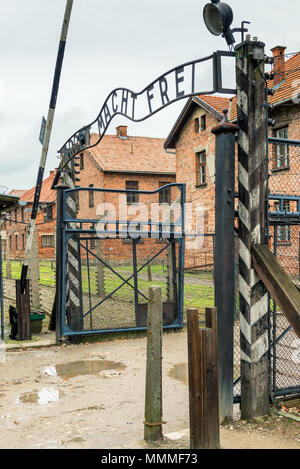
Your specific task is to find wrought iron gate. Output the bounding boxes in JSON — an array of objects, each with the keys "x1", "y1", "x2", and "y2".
[{"x1": 57, "y1": 183, "x2": 185, "y2": 338}]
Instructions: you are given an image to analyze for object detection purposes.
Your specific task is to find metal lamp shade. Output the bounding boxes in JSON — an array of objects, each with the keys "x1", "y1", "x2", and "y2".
[{"x1": 203, "y1": 2, "x2": 233, "y2": 36}]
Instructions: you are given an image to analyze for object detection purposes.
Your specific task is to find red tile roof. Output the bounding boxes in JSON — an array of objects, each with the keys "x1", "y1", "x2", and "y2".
[
  {"x1": 269, "y1": 51, "x2": 300, "y2": 104},
  {"x1": 87, "y1": 133, "x2": 176, "y2": 175},
  {"x1": 199, "y1": 95, "x2": 232, "y2": 115},
  {"x1": 215, "y1": 52, "x2": 300, "y2": 122},
  {"x1": 8, "y1": 190, "x2": 27, "y2": 198},
  {"x1": 20, "y1": 171, "x2": 56, "y2": 204}
]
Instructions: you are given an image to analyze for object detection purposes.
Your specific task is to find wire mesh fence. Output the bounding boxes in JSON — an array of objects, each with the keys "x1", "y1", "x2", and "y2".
[
  {"x1": 269, "y1": 224, "x2": 300, "y2": 398},
  {"x1": 269, "y1": 140, "x2": 300, "y2": 197},
  {"x1": 62, "y1": 184, "x2": 185, "y2": 335},
  {"x1": 268, "y1": 139, "x2": 300, "y2": 399},
  {"x1": 64, "y1": 235, "x2": 182, "y2": 333}
]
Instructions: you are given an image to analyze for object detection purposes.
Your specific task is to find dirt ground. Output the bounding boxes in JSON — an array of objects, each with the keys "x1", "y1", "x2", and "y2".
[{"x1": 0, "y1": 329, "x2": 299, "y2": 450}]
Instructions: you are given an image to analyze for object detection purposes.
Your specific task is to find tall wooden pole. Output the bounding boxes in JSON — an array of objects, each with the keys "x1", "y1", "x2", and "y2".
[
  {"x1": 144, "y1": 286, "x2": 164, "y2": 442},
  {"x1": 236, "y1": 38, "x2": 270, "y2": 418},
  {"x1": 20, "y1": 0, "x2": 74, "y2": 293},
  {"x1": 28, "y1": 224, "x2": 40, "y2": 309}
]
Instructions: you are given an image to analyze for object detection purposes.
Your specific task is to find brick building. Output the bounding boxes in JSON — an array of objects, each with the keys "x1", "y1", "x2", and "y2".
[
  {"x1": 76, "y1": 125, "x2": 176, "y2": 262},
  {"x1": 3, "y1": 126, "x2": 176, "y2": 262},
  {"x1": 2, "y1": 171, "x2": 56, "y2": 260},
  {"x1": 165, "y1": 46, "x2": 300, "y2": 276}
]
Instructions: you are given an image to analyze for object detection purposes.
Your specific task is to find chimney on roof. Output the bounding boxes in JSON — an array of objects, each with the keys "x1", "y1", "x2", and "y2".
[
  {"x1": 116, "y1": 125, "x2": 128, "y2": 139},
  {"x1": 271, "y1": 46, "x2": 286, "y2": 86}
]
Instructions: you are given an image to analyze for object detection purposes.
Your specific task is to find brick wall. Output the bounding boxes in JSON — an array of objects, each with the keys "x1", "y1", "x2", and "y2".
[
  {"x1": 175, "y1": 102, "x2": 300, "y2": 274},
  {"x1": 2, "y1": 202, "x2": 56, "y2": 260},
  {"x1": 175, "y1": 106, "x2": 218, "y2": 269},
  {"x1": 77, "y1": 151, "x2": 176, "y2": 261}
]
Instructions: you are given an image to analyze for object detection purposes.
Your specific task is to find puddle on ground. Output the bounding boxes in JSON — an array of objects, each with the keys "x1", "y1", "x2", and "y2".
[
  {"x1": 55, "y1": 360, "x2": 126, "y2": 379},
  {"x1": 16, "y1": 388, "x2": 61, "y2": 405},
  {"x1": 168, "y1": 363, "x2": 188, "y2": 385}
]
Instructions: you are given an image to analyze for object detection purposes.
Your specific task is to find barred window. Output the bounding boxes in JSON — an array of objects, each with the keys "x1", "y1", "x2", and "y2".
[
  {"x1": 89, "y1": 184, "x2": 94, "y2": 208},
  {"x1": 201, "y1": 115, "x2": 206, "y2": 132},
  {"x1": 275, "y1": 201, "x2": 291, "y2": 242},
  {"x1": 44, "y1": 204, "x2": 53, "y2": 221},
  {"x1": 195, "y1": 115, "x2": 206, "y2": 133},
  {"x1": 80, "y1": 153, "x2": 84, "y2": 170},
  {"x1": 159, "y1": 182, "x2": 171, "y2": 204},
  {"x1": 41, "y1": 235, "x2": 54, "y2": 247},
  {"x1": 126, "y1": 181, "x2": 139, "y2": 204}
]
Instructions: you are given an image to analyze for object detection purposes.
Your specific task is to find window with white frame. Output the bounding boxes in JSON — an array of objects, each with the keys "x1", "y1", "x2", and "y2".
[
  {"x1": 276, "y1": 201, "x2": 291, "y2": 242},
  {"x1": 275, "y1": 127, "x2": 289, "y2": 169},
  {"x1": 196, "y1": 151, "x2": 207, "y2": 186},
  {"x1": 41, "y1": 235, "x2": 54, "y2": 247}
]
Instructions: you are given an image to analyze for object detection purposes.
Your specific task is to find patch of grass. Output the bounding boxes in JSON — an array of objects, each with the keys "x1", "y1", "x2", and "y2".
[{"x1": 3, "y1": 260, "x2": 216, "y2": 312}]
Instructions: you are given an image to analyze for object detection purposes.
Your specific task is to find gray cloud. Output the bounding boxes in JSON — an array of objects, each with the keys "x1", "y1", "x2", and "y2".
[{"x1": 1, "y1": 0, "x2": 299, "y2": 191}]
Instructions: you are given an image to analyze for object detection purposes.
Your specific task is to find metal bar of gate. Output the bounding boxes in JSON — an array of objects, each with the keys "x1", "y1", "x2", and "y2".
[
  {"x1": 273, "y1": 226, "x2": 278, "y2": 395},
  {"x1": 0, "y1": 234, "x2": 4, "y2": 341},
  {"x1": 77, "y1": 236, "x2": 84, "y2": 331},
  {"x1": 132, "y1": 239, "x2": 139, "y2": 325},
  {"x1": 171, "y1": 240, "x2": 178, "y2": 313},
  {"x1": 86, "y1": 239, "x2": 93, "y2": 329},
  {"x1": 79, "y1": 240, "x2": 148, "y2": 302},
  {"x1": 69, "y1": 240, "x2": 171, "y2": 327},
  {"x1": 269, "y1": 136, "x2": 300, "y2": 146}
]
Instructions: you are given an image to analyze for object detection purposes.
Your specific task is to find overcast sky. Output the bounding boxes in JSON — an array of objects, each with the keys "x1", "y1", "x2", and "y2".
[{"x1": 1, "y1": 0, "x2": 299, "y2": 192}]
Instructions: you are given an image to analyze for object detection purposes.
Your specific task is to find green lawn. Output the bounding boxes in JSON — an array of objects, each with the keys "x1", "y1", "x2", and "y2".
[{"x1": 2, "y1": 260, "x2": 215, "y2": 311}]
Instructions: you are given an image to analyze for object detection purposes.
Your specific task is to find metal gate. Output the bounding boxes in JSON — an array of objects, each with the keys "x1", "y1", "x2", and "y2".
[
  {"x1": 57, "y1": 183, "x2": 185, "y2": 338},
  {"x1": 268, "y1": 201, "x2": 300, "y2": 400},
  {"x1": 234, "y1": 138, "x2": 300, "y2": 403}
]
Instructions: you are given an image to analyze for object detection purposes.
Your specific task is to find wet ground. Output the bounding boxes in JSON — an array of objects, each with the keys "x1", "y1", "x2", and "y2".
[
  {"x1": 0, "y1": 330, "x2": 190, "y2": 449},
  {"x1": 0, "y1": 330, "x2": 299, "y2": 449}
]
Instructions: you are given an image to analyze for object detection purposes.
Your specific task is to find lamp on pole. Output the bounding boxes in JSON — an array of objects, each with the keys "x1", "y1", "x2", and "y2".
[{"x1": 203, "y1": 0, "x2": 249, "y2": 46}]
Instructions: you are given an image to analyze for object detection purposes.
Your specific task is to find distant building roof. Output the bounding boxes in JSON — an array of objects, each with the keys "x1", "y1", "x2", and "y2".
[
  {"x1": 87, "y1": 130, "x2": 176, "y2": 175},
  {"x1": 20, "y1": 171, "x2": 56, "y2": 204},
  {"x1": 9, "y1": 189, "x2": 27, "y2": 198},
  {"x1": 165, "y1": 48, "x2": 300, "y2": 148},
  {"x1": 209, "y1": 51, "x2": 300, "y2": 122},
  {"x1": 0, "y1": 193, "x2": 20, "y2": 212},
  {"x1": 165, "y1": 95, "x2": 231, "y2": 149}
]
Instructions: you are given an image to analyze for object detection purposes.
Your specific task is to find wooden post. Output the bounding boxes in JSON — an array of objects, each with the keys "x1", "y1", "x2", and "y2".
[
  {"x1": 187, "y1": 307, "x2": 220, "y2": 449},
  {"x1": 144, "y1": 286, "x2": 164, "y2": 442},
  {"x1": 6, "y1": 243, "x2": 11, "y2": 279},
  {"x1": 16, "y1": 279, "x2": 31, "y2": 341},
  {"x1": 28, "y1": 223, "x2": 40, "y2": 309},
  {"x1": 236, "y1": 39, "x2": 270, "y2": 418}
]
